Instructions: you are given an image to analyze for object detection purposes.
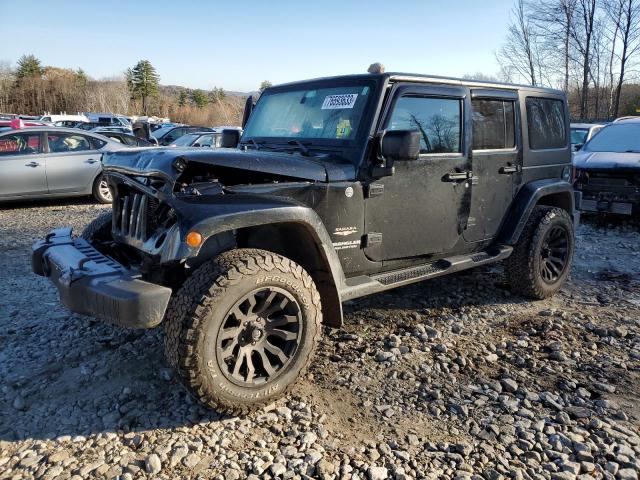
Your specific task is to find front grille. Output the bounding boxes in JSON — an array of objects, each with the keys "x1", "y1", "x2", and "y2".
[{"x1": 114, "y1": 193, "x2": 150, "y2": 241}]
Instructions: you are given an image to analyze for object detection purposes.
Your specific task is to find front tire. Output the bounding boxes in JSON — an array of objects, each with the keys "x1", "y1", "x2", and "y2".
[
  {"x1": 92, "y1": 174, "x2": 113, "y2": 204},
  {"x1": 80, "y1": 211, "x2": 113, "y2": 242},
  {"x1": 505, "y1": 206, "x2": 574, "y2": 299},
  {"x1": 164, "y1": 249, "x2": 322, "y2": 414}
]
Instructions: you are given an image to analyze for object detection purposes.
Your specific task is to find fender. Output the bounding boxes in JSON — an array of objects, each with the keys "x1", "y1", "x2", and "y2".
[
  {"x1": 173, "y1": 197, "x2": 347, "y2": 326},
  {"x1": 499, "y1": 179, "x2": 576, "y2": 245}
]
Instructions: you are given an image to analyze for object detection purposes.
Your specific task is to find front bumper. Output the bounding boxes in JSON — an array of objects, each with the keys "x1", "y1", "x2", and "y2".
[{"x1": 32, "y1": 228, "x2": 171, "y2": 328}]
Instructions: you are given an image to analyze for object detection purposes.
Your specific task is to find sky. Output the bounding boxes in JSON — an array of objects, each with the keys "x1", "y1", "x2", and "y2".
[{"x1": 0, "y1": 0, "x2": 514, "y2": 92}]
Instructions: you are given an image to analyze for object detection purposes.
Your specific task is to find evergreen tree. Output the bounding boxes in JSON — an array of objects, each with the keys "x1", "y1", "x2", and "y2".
[
  {"x1": 191, "y1": 89, "x2": 208, "y2": 108},
  {"x1": 128, "y1": 60, "x2": 160, "y2": 114},
  {"x1": 178, "y1": 89, "x2": 188, "y2": 107},
  {"x1": 16, "y1": 54, "x2": 43, "y2": 78}
]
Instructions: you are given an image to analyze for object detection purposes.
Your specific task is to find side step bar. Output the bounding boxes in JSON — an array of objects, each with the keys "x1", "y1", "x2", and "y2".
[{"x1": 341, "y1": 245, "x2": 513, "y2": 301}]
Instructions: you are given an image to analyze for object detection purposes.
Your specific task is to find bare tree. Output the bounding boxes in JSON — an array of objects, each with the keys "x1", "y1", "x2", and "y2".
[
  {"x1": 497, "y1": 0, "x2": 541, "y2": 85},
  {"x1": 571, "y1": 0, "x2": 598, "y2": 119},
  {"x1": 608, "y1": 0, "x2": 640, "y2": 117}
]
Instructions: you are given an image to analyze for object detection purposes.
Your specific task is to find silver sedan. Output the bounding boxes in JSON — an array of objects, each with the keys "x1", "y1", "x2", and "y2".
[{"x1": 0, "y1": 127, "x2": 126, "y2": 203}]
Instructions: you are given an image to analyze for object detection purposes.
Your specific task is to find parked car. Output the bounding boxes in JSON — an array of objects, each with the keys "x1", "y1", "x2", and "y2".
[
  {"x1": 89, "y1": 125, "x2": 132, "y2": 134},
  {"x1": 0, "y1": 119, "x2": 49, "y2": 128},
  {"x1": 573, "y1": 117, "x2": 640, "y2": 216},
  {"x1": 96, "y1": 130, "x2": 154, "y2": 147},
  {"x1": 84, "y1": 113, "x2": 132, "y2": 131},
  {"x1": 32, "y1": 71, "x2": 578, "y2": 413},
  {"x1": 0, "y1": 127, "x2": 124, "y2": 203},
  {"x1": 169, "y1": 131, "x2": 222, "y2": 148},
  {"x1": 570, "y1": 122, "x2": 604, "y2": 151},
  {"x1": 150, "y1": 122, "x2": 181, "y2": 132},
  {"x1": 151, "y1": 125, "x2": 214, "y2": 146},
  {"x1": 39, "y1": 114, "x2": 89, "y2": 126}
]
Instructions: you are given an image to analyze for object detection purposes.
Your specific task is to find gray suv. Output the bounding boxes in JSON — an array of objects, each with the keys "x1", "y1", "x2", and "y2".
[{"x1": 0, "y1": 127, "x2": 124, "y2": 203}]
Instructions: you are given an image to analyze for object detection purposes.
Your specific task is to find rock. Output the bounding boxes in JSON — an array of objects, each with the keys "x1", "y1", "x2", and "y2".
[
  {"x1": 501, "y1": 378, "x2": 518, "y2": 393},
  {"x1": 316, "y1": 459, "x2": 335, "y2": 476},
  {"x1": 12, "y1": 395, "x2": 26, "y2": 411},
  {"x1": 145, "y1": 454, "x2": 162, "y2": 475},
  {"x1": 305, "y1": 449, "x2": 323, "y2": 465},
  {"x1": 485, "y1": 353, "x2": 499, "y2": 363},
  {"x1": 270, "y1": 463, "x2": 287, "y2": 476},
  {"x1": 617, "y1": 469, "x2": 638, "y2": 480},
  {"x1": 368, "y1": 465, "x2": 389, "y2": 480},
  {"x1": 183, "y1": 453, "x2": 201, "y2": 469}
]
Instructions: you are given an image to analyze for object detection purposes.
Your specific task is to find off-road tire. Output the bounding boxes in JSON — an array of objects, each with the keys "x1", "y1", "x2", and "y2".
[
  {"x1": 80, "y1": 211, "x2": 113, "y2": 242},
  {"x1": 92, "y1": 174, "x2": 113, "y2": 204},
  {"x1": 505, "y1": 206, "x2": 574, "y2": 299},
  {"x1": 164, "y1": 248, "x2": 322, "y2": 414}
]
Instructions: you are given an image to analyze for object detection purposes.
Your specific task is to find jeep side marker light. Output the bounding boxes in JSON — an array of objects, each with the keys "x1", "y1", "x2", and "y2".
[{"x1": 186, "y1": 231, "x2": 203, "y2": 248}]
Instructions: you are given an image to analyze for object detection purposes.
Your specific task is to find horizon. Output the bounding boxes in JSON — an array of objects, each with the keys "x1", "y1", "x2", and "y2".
[{"x1": 0, "y1": 0, "x2": 513, "y2": 92}]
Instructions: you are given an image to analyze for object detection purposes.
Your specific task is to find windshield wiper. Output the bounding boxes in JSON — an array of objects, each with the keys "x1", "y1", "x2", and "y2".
[
  {"x1": 287, "y1": 140, "x2": 311, "y2": 156},
  {"x1": 624, "y1": 150, "x2": 640, "y2": 153},
  {"x1": 241, "y1": 139, "x2": 263, "y2": 150}
]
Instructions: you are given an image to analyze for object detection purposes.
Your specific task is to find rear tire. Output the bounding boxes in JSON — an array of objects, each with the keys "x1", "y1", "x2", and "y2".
[
  {"x1": 505, "y1": 206, "x2": 574, "y2": 299},
  {"x1": 164, "y1": 248, "x2": 322, "y2": 414},
  {"x1": 92, "y1": 174, "x2": 113, "y2": 204}
]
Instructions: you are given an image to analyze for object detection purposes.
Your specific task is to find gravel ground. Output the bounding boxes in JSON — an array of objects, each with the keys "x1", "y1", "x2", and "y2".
[{"x1": 1, "y1": 199, "x2": 639, "y2": 480}]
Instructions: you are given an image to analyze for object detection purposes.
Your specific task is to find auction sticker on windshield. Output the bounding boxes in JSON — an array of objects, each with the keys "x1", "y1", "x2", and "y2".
[{"x1": 322, "y1": 94, "x2": 358, "y2": 110}]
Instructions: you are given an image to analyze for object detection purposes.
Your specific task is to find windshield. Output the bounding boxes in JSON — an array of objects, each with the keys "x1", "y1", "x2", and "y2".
[
  {"x1": 571, "y1": 128, "x2": 588, "y2": 145},
  {"x1": 242, "y1": 82, "x2": 374, "y2": 143},
  {"x1": 151, "y1": 126, "x2": 175, "y2": 139},
  {"x1": 172, "y1": 133, "x2": 199, "y2": 146},
  {"x1": 583, "y1": 124, "x2": 640, "y2": 153}
]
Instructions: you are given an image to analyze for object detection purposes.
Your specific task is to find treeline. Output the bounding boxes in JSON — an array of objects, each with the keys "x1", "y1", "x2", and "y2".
[
  {"x1": 496, "y1": 0, "x2": 640, "y2": 120},
  {"x1": 0, "y1": 56, "x2": 246, "y2": 126}
]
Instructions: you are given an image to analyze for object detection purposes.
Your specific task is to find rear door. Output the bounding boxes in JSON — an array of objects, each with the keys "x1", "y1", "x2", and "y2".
[
  {"x1": 44, "y1": 132, "x2": 102, "y2": 193},
  {"x1": 463, "y1": 90, "x2": 520, "y2": 242},
  {"x1": 0, "y1": 131, "x2": 47, "y2": 198}
]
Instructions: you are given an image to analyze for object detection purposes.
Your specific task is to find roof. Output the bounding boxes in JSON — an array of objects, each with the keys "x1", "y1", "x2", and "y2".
[
  {"x1": 271, "y1": 72, "x2": 564, "y2": 96},
  {"x1": 613, "y1": 116, "x2": 640, "y2": 124},
  {"x1": 571, "y1": 123, "x2": 605, "y2": 129}
]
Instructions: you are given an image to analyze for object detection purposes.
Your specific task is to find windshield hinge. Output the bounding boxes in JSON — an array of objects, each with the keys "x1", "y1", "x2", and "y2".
[
  {"x1": 363, "y1": 232, "x2": 383, "y2": 247},
  {"x1": 365, "y1": 183, "x2": 385, "y2": 198}
]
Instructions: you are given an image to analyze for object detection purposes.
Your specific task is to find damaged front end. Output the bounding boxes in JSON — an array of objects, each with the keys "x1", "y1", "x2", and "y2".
[{"x1": 101, "y1": 147, "x2": 332, "y2": 275}]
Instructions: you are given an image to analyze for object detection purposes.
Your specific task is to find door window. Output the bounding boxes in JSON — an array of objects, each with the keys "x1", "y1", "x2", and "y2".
[
  {"x1": 472, "y1": 99, "x2": 516, "y2": 150},
  {"x1": 0, "y1": 133, "x2": 41, "y2": 155},
  {"x1": 387, "y1": 96, "x2": 461, "y2": 153},
  {"x1": 526, "y1": 97, "x2": 566, "y2": 150},
  {"x1": 47, "y1": 133, "x2": 92, "y2": 153},
  {"x1": 164, "y1": 129, "x2": 184, "y2": 143}
]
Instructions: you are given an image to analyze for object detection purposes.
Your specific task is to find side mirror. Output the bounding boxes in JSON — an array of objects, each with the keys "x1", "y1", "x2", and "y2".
[
  {"x1": 193, "y1": 143, "x2": 201, "y2": 148},
  {"x1": 220, "y1": 129, "x2": 240, "y2": 148},
  {"x1": 574, "y1": 143, "x2": 583, "y2": 151},
  {"x1": 381, "y1": 130, "x2": 421, "y2": 162}
]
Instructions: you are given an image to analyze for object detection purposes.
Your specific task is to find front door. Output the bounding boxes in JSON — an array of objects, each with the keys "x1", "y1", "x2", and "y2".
[
  {"x1": 0, "y1": 131, "x2": 47, "y2": 198},
  {"x1": 45, "y1": 132, "x2": 102, "y2": 193},
  {"x1": 364, "y1": 85, "x2": 472, "y2": 262},
  {"x1": 463, "y1": 91, "x2": 520, "y2": 242}
]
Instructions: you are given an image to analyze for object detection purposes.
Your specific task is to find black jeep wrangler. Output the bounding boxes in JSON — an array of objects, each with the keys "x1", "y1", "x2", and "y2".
[{"x1": 32, "y1": 72, "x2": 579, "y2": 413}]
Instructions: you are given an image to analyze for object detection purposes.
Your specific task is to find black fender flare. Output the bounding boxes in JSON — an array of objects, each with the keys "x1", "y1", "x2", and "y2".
[
  {"x1": 180, "y1": 203, "x2": 346, "y2": 327},
  {"x1": 499, "y1": 179, "x2": 576, "y2": 245}
]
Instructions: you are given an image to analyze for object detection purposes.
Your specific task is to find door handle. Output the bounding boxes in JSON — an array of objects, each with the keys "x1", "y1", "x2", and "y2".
[
  {"x1": 84, "y1": 159, "x2": 98, "y2": 164},
  {"x1": 443, "y1": 171, "x2": 472, "y2": 182},
  {"x1": 499, "y1": 165, "x2": 520, "y2": 174},
  {"x1": 25, "y1": 161, "x2": 40, "y2": 167}
]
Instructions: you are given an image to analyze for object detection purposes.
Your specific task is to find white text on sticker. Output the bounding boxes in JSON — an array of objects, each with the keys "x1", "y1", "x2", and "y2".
[{"x1": 322, "y1": 94, "x2": 358, "y2": 110}]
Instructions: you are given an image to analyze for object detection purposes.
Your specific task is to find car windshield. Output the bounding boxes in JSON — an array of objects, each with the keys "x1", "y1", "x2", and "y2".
[
  {"x1": 242, "y1": 81, "x2": 374, "y2": 143},
  {"x1": 570, "y1": 128, "x2": 589, "y2": 145},
  {"x1": 583, "y1": 124, "x2": 640, "y2": 153},
  {"x1": 172, "y1": 133, "x2": 199, "y2": 146}
]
